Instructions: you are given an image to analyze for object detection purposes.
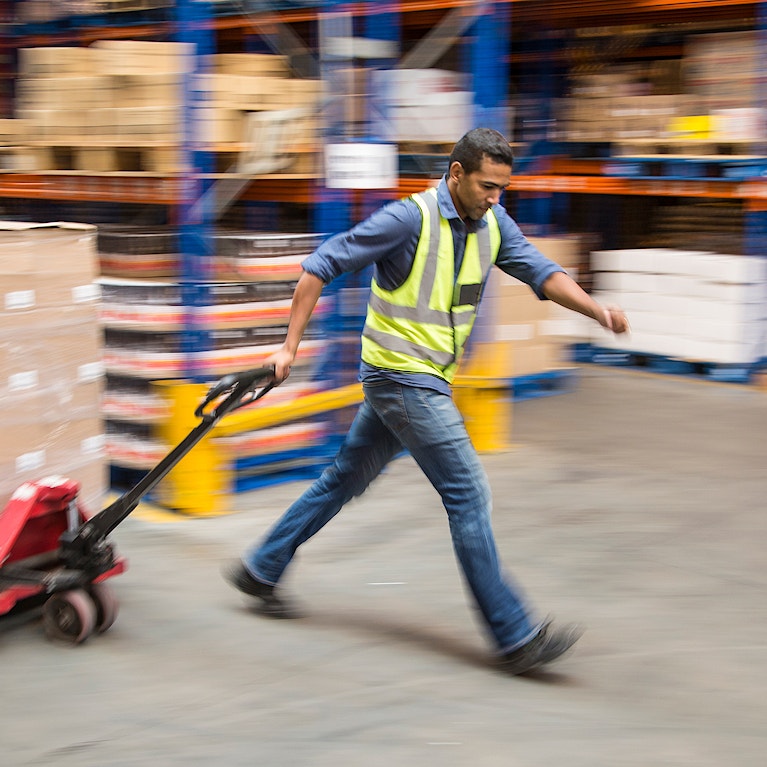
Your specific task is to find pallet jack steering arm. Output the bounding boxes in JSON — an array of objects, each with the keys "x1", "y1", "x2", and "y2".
[{"x1": 58, "y1": 367, "x2": 276, "y2": 574}]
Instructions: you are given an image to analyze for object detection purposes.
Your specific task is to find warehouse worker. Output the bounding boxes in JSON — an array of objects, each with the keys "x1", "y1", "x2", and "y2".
[{"x1": 225, "y1": 127, "x2": 629, "y2": 675}]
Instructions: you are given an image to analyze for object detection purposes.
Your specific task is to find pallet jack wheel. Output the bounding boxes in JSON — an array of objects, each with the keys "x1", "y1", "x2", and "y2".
[
  {"x1": 42, "y1": 589, "x2": 98, "y2": 644},
  {"x1": 89, "y1": 582, "x2": 119, "y2": 634}
]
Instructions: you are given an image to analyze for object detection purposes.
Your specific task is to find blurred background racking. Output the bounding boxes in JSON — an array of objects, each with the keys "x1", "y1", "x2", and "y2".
[{"x1": 0, "y1": 0, "x2": 765, "y2": 514}]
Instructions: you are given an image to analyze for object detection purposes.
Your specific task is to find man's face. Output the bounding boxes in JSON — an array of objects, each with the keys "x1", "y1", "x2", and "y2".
[{"x1": 449, "y1": 156, "x2": 512, "y2": 221}]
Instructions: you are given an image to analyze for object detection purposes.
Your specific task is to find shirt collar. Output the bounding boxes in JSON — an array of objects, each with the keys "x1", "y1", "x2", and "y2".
[{"x1": 436, "y1": 175, "x2": 488, "y2": 232}]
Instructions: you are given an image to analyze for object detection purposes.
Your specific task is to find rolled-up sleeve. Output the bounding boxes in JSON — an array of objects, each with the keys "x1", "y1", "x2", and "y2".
[
  {"x1": 301, "y1": 200, "x2": 420, "y2": 285},
  {"x1": 494, "y1": 209, "x2": 565, "y2": 299}
]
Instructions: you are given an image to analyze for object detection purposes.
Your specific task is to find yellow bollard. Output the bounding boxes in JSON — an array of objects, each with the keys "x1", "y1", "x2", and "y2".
[
  {"x1": 152, "y1": 380, "x2": 233, "y2": 516},
  {"x1": 453, "y1": 340, "x2": 514, "y2": 453},
  {"x1": 149, "y1": 380, "x2": 364, "y2": 515}
]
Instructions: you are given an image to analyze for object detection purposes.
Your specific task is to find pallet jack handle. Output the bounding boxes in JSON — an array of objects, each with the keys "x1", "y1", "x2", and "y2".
[{"x1": 63, "y1": 367, "x2": 275, "y2": 562}]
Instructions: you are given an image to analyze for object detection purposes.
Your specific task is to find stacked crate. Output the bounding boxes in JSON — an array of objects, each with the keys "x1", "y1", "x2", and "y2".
[
  {"x1": 683, "y1": 31, "x2": 764, "y2": 142},
  {"x1": 0, "y1": 222, "x2": 106, "y2": 509},
  {"x1": 684, "y1": 31, "x2": 760, "y2": 112},
  {"x1": 96, "y1": 228, "x2": 335, "y2": 495}
]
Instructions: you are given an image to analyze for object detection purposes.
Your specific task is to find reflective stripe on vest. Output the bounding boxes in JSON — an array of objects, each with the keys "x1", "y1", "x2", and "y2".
[{"x1": 361, "y1": 187, "x2": 500, "y2": 382}]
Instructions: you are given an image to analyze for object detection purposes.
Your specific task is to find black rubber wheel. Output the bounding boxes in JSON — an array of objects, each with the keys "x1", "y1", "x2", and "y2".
[
  {"x1": 89, "y1": 582, "x2": 119, "y2": 634},
  {"x1": 42, "y1": 589, "x2": 97, "y2": 644}
]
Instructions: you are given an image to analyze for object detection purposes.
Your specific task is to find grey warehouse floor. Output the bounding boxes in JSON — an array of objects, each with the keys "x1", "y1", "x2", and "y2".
[{"x1": 2, "y1": 366, "x2": 766, "y2": 767}]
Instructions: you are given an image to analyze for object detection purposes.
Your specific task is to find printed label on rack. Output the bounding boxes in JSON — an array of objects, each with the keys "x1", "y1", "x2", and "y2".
[
  {"x1": 5, "y1": 290, "x2": 35, "y2": 310},
  {"x1": 72, "y1": 284, "x2": 101, "y2": 304},
  {"x1": 78, "y1": 361, "x2": 105, "y2": 383},
  {"x1": 8, "y1": 370, "x2": 39, "y2": 391},
  {"x1": 81, "y1": 434, "x2": 106, "y2": 457},
  {"x1": 325, "y1": 143, "x2": 398, "y2": 189},
  {"x1": 16, "y1": 449, "x2": 45, "y2": 474}
]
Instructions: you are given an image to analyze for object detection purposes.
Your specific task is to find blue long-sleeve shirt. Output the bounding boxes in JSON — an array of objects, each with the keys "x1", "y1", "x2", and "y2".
[{"x1": 302, "y1": 176, "x2": 565, "y2": 393}]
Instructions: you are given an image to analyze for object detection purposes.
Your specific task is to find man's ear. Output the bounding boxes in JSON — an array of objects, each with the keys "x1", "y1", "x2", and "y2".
[{"x1": 449, "y1": 160, "x2": 464, "y2": 183}]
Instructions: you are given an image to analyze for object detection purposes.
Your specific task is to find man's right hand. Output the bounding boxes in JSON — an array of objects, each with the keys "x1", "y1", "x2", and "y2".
[
  {"x1": 265, "y1": 347, "x2": 295, "y2": 384},
  {"x1": 265, "y1": 270, "x2": 325, "y2": 385}
]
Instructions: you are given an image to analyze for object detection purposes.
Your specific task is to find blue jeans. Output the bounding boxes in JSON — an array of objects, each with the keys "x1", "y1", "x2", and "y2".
[{"x1": 244, "y1": 380, "x2": 541, "y2": 653}]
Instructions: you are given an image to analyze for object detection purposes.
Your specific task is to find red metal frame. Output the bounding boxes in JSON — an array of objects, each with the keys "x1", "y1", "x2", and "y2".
[{"x1": 0, "y1": 478, "x2": 126, "y2": 615}]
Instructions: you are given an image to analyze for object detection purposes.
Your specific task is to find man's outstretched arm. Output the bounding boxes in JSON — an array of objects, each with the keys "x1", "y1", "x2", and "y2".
[
  {"x1": 267, "y1": 270, "x2": 325, "y2": 382},
  {"x1": 542, "y1": 271, "x2": 629, "y2": 334}
]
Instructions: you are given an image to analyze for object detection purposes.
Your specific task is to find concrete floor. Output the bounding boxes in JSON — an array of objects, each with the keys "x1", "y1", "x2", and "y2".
[{"x1": 2, "y1": 367, "x2": 766, "y2": 767}]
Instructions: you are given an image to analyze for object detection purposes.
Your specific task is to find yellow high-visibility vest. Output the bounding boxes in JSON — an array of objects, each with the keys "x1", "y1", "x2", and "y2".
[{"x1": 361, "y1": 187, "x2": 501, "y2": 383}]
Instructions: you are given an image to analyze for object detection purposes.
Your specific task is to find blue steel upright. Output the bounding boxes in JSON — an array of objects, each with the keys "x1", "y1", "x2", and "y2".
[
  {"x1": 467, "y1": 1, "x2": 511, "y2": 136},
  {"x1": 174, "y1": 0, "x2": 217, "y2": 382}
]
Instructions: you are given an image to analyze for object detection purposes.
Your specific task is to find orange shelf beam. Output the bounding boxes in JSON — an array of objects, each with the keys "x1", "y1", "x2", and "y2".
[
  {"x1": 506, "y1": 174, "x2": 767, "y2": 200},
  {"x1": 0, "y1": 173, "x2": 186, "y2": 204},
  {"x1": 3, "y1": 171, "x2": 767, "y2": 205},
  {"x1": 511, "y1": 0, "x2": 758, "y2": 24},
  {"x1": 0, "y1": 173, "x2": 327, "y2": 205}
]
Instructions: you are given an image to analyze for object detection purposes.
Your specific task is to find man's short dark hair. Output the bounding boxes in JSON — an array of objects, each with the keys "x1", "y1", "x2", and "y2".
[{"x1": 449, "y1": 128, "x2": 514, "y2": 174}]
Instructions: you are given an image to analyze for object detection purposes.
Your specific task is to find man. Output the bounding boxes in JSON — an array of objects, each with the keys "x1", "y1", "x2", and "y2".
[{"x1": 225, "y1": 128, "x2": 629, "y2": 675}]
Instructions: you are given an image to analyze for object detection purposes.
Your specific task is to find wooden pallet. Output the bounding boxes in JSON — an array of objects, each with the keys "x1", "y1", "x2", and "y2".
[
  {"x1": 397, "y1": 140, "x2": 456, "y2": 155},
  {"x1": 0, "y1": 146, "x2": 28, "y2": 171},
  {"x1": 510, "y1": 368, "x2": 578, "y2": 401},
  {"x1": 18, "y1": 144, "x2": 185, "y2": 173}
]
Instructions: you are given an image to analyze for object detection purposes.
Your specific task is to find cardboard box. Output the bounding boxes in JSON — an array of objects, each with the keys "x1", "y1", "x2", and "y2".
[
  {"x1": 112, "y1": 74, "x2": 184, "y2": 107},
  {"x1": 527, "y1": 235, "x2": 582, "y2": 270},
  {"x1": 205, "y1": 53, "x2": 291, "y2": 78},
  {"x1": 0, "y1": 223, "x2": 99, "y2": 311},
  {"x1": 0, "y1": 439, "x2": 107, "y2": 512},
  {"x1": 2, "y1": 272, "x2": 100, "y2": 310},
  {"x1": 18, "y1": 47, "x2": 99, "y2": 77},
  {"x1": 0, "y1": 221, "x2": 97, "y2": 273},
  {"x1": 92, "y1": 40, "x2": 195, "y2": 77},
  {"x1": 0, "y1": 228, "x2": 106, "y2": 509},
  {"x1": 194, "y1": 108, "x2": 245, "y2": 144}
]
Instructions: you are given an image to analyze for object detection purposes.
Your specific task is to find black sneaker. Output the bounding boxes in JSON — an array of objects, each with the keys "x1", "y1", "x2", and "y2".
[
  {"x1": 223, "y1": 561, "x2": 300, "y2": 619},
  {"x1": 498, "y1": 621, "x2": 583, "y2": 675}
]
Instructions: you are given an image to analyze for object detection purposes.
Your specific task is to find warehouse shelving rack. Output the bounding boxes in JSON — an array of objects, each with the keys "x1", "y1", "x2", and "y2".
[
  {"x1": 1, "y1": 0, "x2": 519, "y2": 504},
  {"x1": 502, "y1": 0, "x2": 767, "y2": 232},
  {"x1": 2, "y1": 0, "x2": 766, "y2": 502}
]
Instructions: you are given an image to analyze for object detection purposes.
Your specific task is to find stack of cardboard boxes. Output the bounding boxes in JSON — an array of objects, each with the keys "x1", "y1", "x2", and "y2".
[
  {"x1": 371, "y1": 68, "x2": 474, "y2": 145},
  {"x1": 453, "y1": 235, "x2": 592, "y2": 453},
  {"x1": 11, "y1": 43, "x2": 323, "y2": 174},
  {"x1": 15, "y1": 42, "x2": 190, "y2": 172},
  {"x1": 460, "y1": 235, "x2": 593, "y2": 379},
  {"x1": 0, "y1": 222, "x2": 106, "y2": 510},
  {"x1": 556, "y1": 30, "x2": 766, "y2": 145},
  {"x1": 193, "y1": 53, "x2": 322, "y2": 174}
]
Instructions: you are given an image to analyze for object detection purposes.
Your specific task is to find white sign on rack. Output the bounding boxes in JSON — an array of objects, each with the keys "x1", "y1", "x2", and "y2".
[{"x1": 325, "y1": 143, "x2": 398, "y2": 189}]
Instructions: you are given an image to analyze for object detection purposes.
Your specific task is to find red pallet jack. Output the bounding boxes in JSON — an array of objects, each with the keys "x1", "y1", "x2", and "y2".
[{"x1": 0, "y1": 367, "x2": 275, "y2": 644}]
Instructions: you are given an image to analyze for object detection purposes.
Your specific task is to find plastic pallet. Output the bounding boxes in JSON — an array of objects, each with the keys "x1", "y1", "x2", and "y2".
[
  {"x1": 603, "y1": 154, "x2": 767, "y2": 181},
  {"x1": 235, "y1": 464, "x2": 328, "y2": 493},
  {"x1": 575, "y1": 344, "x2": 760, "y2": 385},
  {"x1": 510, "y1": 369, "x2": 579, "y2": 401}
]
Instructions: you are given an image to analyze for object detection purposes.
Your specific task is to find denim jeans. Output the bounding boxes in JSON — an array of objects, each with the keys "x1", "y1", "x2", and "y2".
[{"x1": 245, "y1": 379, "x2": 541, "y2": 653}]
